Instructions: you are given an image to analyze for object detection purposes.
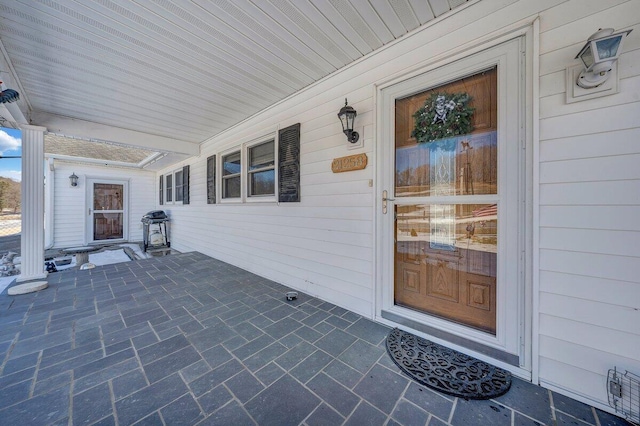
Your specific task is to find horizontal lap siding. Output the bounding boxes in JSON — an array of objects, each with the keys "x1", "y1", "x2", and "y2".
[
  {"x1": 158, "y1": 0, "x2": 535, "y2": 317},
  {"x1": 538, "y1": 0, "x2": 640, "y2": 408}
]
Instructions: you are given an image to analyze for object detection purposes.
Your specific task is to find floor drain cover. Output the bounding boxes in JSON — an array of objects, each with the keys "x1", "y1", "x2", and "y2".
[{"x1": 386, "y1": 328, "x2": 511, "y2": 399}]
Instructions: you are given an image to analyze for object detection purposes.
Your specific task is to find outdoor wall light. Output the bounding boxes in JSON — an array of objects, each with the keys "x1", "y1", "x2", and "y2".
[
  {"x1": 69, "y1": 172, "x2": 79, "y2": 187},
  {"x1": 0, "y1": 80, "x2": 19, "y2": 104},
  {"x1": 337, "y1": 98, "x2": 359, "y2": 143},
  {"x1": 575, "y1": 28, "x2": 632, "y2": 89}
]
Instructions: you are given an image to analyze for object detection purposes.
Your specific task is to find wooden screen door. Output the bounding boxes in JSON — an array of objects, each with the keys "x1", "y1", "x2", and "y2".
[
  {"x1": 88, "y1": 180, "x2": 127, "y2": 242},
  {"x1": 379, "y1": 37, "x2": 525, "y2": 350}
]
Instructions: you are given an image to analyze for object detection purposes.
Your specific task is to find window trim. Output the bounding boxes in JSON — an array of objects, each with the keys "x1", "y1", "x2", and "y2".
[
  {"x1": 207, "y1": 124, "x2": 299, "y2": 205},
  {"x1": 163, "y1": 168, "x2": 184, "y2": 205},
  {"x1": 246, "y1": 136, "x2": 277, "y2": 203},
  {"x1": 220, "y1": 149, "x2": 242, "y2": 203}
]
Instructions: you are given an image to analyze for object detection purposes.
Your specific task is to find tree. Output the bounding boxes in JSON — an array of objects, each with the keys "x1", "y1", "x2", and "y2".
[{"x1": 0, "y1": 178, "x2": 20, "y2": 214}]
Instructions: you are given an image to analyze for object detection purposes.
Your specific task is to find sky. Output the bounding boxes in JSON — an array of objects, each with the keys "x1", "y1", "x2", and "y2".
[{"x1": 0, "y1": 127, "x2": 21, "y2": 182}]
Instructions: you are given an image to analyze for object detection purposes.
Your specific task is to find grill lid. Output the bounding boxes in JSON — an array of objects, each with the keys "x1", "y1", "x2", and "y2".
[{"x1": 142, "y1": 210, "x2": 167, "y2": 220}]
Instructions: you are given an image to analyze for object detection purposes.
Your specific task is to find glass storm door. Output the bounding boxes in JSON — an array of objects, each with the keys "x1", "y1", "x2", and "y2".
[
  {"x1": 379, "y1": 38, "x2": 525, "y2": 357},
  {"x1": 89, "y1": 180, "x2": 127, "y2": 242},
  {"x1": 394, "y1": 68, "x2": 499, "y2": 334}
]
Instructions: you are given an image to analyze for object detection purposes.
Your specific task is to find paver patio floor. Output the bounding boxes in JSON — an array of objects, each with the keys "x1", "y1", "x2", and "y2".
[{"x1": 0, "y1": 252, "x2": 631, "y2": 425}]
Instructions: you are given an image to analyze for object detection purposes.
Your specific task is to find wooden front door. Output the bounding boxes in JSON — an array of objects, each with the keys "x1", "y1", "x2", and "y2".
[{"x1": 393, "y1": 68, "x2": 499, "y2": 334}]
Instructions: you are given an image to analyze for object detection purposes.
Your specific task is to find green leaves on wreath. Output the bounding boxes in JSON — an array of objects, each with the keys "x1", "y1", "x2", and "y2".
[{"x1": 411, "y1": 92, "x2": 475, "y2": 143}]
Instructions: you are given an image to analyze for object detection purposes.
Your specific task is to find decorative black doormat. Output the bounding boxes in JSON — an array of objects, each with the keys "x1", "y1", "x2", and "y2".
[{"x1": 386, "y1": 328, "x2": 511, "y2": 399}]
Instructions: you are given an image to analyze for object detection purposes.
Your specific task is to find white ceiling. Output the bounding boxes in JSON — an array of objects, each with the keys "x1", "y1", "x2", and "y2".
[{"x1": 0, "y1": 0, "x2": 470, "y2": 157}]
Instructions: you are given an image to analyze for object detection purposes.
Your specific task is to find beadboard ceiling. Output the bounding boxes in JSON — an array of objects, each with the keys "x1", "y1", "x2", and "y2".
[{"x1": 0, "y1": 0, "x2": 470, "y2": 157}]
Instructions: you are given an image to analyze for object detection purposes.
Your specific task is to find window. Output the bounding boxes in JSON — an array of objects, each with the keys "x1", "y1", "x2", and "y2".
[
  {"x1": 248, "y1": 139, "x2": 275, "y2": 197},
  {"x1": 222, "y1": 151, "x2": 241, "y2": 199},
  {"x1": 209, "y1": 123, "x2": 300, "y2": 204},
  {"x1": 175, "y1": 169, "x2": 184, "y2": 202},
  {"x1": 162, "y1": 165, "x2": 190, "y2": 205}
]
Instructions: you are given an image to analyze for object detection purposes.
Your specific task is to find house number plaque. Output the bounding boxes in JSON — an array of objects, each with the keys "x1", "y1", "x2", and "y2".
[{"x1": 331, "y1": 153, "x2": 368, "y2": 173}]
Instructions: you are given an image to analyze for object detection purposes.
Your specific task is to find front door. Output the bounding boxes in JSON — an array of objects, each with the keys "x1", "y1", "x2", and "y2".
[
  {"x1": 88, "y1": 179, "x2": 128, "y2": 243},
  {"x1": 394, "y1": 68, "x2": 499, "y2": 334},
  {"x1": 378, "y1": 38, "x2": 526, "y2": 359}
]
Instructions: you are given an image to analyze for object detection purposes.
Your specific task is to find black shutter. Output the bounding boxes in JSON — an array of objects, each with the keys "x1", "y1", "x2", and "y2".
[
  {"x1": 278, "y1": 123, "x2": 301, "y2": 202},
  {"x1": 182, "y1": 165, "x2": 190, "y2": 205},
  {"x1": 207, "y1": 155, "x2": 216, "y2": 204},
  {"x1": 159, "y1": 176, "x2": 163, "y2": 205}
]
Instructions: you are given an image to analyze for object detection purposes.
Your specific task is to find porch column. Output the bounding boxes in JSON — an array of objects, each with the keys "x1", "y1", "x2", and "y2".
[{"x1": 17, "y1": 125, "x2": 47, "y2": 282}]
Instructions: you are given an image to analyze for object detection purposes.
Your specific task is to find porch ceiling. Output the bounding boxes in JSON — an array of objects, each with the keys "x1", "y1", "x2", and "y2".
[{"x1": 0, "y1": 0, "x2": 469, "y2": 156}]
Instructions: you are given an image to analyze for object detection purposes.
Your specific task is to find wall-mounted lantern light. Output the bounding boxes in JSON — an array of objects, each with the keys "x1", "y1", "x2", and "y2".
[
  {"x1": 0, "y1": 80, "x2": 19, "y2": 104},
  {"x1": 337, "y1": 98, "x2": 359, "y2": 143},
  {"x1": 575, "y1": 28, "x2": 632, "y2": 89},
  {"x1": 69, "y1": 172, "x2": 79, "y2": 187}
]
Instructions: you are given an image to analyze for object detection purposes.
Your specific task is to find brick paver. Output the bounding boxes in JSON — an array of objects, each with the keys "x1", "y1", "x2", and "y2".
[{"x1": 0, "y1": 252, "x2": 632, "y2": 425}]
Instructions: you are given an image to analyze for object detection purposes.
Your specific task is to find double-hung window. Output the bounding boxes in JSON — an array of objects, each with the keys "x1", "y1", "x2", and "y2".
[
  {"x1": 161, "y1": 166, "x2": 190, "y2": 205},
  {"x1": 248, "y1": 139, "x2": 275, "y2": 198},
  {"x1": 174, "y1": 169, "x2": 184, "y2": 203},
  {"x1": 222, "y1": 151, "x2": 241, "y2": 200},
  {"x1": 210, "y1": 123, "x2": 300, "y2": 204}
]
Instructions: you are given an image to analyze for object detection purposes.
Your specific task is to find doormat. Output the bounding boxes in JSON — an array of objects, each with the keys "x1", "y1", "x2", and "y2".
[{"x1": 386, "y1": 328, "x2": 511, "y2": 399}]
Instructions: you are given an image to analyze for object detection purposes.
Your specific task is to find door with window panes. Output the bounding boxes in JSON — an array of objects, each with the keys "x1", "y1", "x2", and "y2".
[
  {"x1": 88, "y1": 179, "x2": 127, "y2": 242},
  {"x1": 379, "y1": 38, "x2": 525, "y2": 355}
]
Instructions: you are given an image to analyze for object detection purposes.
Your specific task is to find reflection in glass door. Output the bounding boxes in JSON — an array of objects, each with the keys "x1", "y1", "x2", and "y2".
[
  {"x1": 92, "y1": 182, "x2": 125, "y2": 241},
  {"x1": 394, "y1": 68, "x2": 499, "y2": 334}
]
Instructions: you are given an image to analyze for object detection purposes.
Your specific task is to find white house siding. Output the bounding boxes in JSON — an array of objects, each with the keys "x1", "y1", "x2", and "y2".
[
  {"x1": 537, "y1": 0, "x2": 640, "y2": 410},
  {"x1": 50, "y1": 160, "x2": 156, "y2": 248},
  {"x1": 157, "y1": 0, "x2": 640, "y2": 413}
]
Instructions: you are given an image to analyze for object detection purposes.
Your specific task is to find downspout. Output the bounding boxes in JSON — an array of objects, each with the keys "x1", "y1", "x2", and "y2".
[{"x1": 44, "y1": 157, "x2": 55, "y2": 249}]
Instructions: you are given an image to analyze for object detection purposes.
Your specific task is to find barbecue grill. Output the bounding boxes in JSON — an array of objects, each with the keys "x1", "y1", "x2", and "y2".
[{"x1": 141, "y1": 210, "x2": 170, "y2": 252}]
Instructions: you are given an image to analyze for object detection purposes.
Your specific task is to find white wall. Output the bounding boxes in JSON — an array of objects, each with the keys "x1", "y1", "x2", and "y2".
[
  {"x1": 536, "y1": 0, "x2": 640, "y2": 410},
  {"x1": 157, "y1": 0, "x2": 640, "y2": 413},
  {"x1": 50, "y1": 160, "x2": 156, "y2": 248}
]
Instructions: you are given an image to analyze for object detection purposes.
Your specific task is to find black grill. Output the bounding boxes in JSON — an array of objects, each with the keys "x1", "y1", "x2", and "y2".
[
  {"x1": 141, "y1": 210, "x2": 168, "y2": 222},
  {"x1": 141, "y1": 210, "x2": 170, "y2": 252}
]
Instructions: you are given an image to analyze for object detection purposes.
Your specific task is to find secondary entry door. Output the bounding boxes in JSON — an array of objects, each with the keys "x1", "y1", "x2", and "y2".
[
  {"x1": 87, "y1": 179, "x2": 128, "y2": 243},
  {"x1": 378, "y1": 38, "x2": 526, "y2": 359}
]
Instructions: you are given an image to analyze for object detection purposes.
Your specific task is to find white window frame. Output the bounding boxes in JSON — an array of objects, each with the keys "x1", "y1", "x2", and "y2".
[
  {"x1": 246, "y1": 136, "x2": 276, "y2": 203},
  {"x1": 217, "y1": 130, "x2": 278, "y2": 204},
  {"x1": 220, "y1": 149, "x2": 242, "y2": 203},
  {"x1": 163, "y1": 168, "x2": 184, "y2": 205}
]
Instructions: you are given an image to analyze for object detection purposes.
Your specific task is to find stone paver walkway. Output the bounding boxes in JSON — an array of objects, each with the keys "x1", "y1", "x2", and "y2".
[{"x1": 0, "y1": 252, "x2": 632, "y2": 425}]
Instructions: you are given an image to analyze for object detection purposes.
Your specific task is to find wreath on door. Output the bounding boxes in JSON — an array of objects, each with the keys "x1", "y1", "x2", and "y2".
[{"x1": 411, "y1": 92, "x2": 475, "y2": 143}]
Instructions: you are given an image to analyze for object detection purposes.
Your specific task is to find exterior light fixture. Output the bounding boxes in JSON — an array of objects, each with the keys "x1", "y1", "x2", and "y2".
[
  {"x1": 0, "y1": 80, "x2": 19, "y2": 104},
  {"x1": 337, "y1": 98, "x2": 359, "y2": 143},
  {"x1": 69, "y1": 172, "x2": 79, "y2": 187},
  {"x1": 575, "y1": 28, "x2": 632, "y2": 89}
]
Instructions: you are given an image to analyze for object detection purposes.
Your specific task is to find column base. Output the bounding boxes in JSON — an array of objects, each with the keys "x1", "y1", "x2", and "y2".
[{"x1": 16, "y1": 272, "x2": 48, "y2": 283}]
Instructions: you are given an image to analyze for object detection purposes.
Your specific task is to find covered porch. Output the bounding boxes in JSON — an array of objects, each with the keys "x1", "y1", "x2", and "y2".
[{"x1": 0, "y1": 252, "x2": 626, "y2": 425}]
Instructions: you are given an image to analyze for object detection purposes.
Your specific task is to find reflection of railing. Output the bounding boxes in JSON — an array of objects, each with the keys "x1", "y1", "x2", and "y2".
[{"x1": 0, "y1": 213, "x2": 21, "y2": 236}]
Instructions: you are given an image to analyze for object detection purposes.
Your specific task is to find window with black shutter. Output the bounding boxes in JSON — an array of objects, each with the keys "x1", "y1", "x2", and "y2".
[
  {"x1": 162, "y1": 166, "x2": 189, "y2": 205},
  {"x1": 278, "y1": 123, "x2": 301, "y2": 203},
  {"x1": 207, "y1": 155, "x2": 216, "y2": 204}
]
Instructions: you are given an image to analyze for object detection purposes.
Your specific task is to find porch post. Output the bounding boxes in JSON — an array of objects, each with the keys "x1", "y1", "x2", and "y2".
[{"x1": 17, "y1": 124, "x2": 47, "y2": 282}]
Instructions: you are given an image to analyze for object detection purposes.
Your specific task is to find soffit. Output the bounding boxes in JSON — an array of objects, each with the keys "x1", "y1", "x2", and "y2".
[{"x1": 0, "y1": 0, "x2": 470, "y2": 152}]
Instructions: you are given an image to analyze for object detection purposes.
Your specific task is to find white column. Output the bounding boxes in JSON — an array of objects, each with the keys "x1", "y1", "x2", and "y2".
[{"x1": 17, "y1": 125, "x2": 47, "y2": 282}]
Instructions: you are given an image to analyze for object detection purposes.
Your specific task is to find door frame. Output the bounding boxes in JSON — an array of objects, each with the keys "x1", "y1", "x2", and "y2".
[
  {"x1": 85, "y1": 177, "x2": 129, "y2": 244},
  {"x1": 374, "y1": 32, "x2": 534, "y2": 377}
]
